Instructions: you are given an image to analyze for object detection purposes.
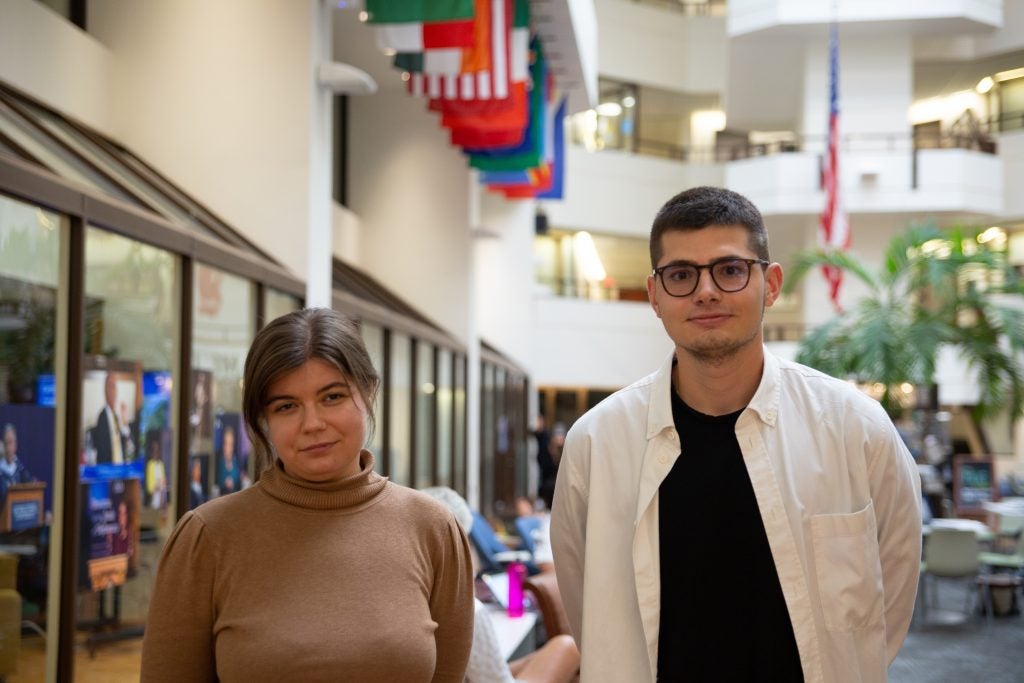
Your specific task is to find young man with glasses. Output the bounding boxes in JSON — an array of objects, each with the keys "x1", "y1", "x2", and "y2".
[{"x1": 551, "y1": 186, "x2": 921, "y2": 682}]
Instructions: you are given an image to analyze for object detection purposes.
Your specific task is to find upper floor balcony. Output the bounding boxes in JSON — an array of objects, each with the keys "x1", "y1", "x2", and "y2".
[
  {"x1": 728, "y1": 0, "x2": 1003, "y2": 38},
  {"x1": 725, "y1": 129, "x2": 1004, "y2": 217}
]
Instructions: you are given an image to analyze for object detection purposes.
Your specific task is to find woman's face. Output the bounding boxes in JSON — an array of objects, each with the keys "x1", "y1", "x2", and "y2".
[{"x1": 263, "y1": 358, "x2": 368, "y2": 484}]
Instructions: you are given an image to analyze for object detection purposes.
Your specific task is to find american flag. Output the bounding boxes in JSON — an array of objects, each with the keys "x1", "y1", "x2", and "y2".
[{"x1": 820, "y1": 22, "x2": 849, "y2": 311}]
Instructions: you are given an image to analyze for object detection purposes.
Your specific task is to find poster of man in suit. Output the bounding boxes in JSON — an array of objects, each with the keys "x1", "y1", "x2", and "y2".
[{"x1": 82, "y1": 357, "x2": 141, "y2": 468}]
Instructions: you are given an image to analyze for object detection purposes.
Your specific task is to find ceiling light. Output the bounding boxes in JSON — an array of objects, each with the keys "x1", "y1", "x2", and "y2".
[
  {"x1": 596, "y1": 102, "x2": 623, "y2": 117},
  {"x1": 573, "y1": 231, "x2": 607, "y2": 282},
  {"x1": 976, "y1": 77, "x2": 994, "y2": 94},
  {"x1": 622, "y1": 95, "x2": 636, "y2": 108}
]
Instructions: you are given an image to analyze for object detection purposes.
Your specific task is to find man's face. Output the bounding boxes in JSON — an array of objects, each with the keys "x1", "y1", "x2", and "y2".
[
  {"x1": 105, "y1": 374, "x2": 117, "y2": 408},
  {"x1": 3, "y1": 429, "x2": 14, "y2": 458},
  {"x1": 646, "y1": 224, "x2": 782, "y2": 364}
]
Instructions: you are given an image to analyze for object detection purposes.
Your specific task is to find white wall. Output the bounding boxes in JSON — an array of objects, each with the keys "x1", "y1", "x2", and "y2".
[
  {"x1": 595, "y1": 0, "x2": 726, "y2": 93},
  {"x1": 88, "y1": 0, "x2": 316, "y2": 279},
  {"x1": 971, "y1": 0, "x2": 1024, "y2": 57},
  {"x1": 800, "y1": 34, "x2": 912, "y2": 140},
  {"x1": 0, "y1": 0, "x2": 114, "y2": 133},
  {"x1": 346, "y1": 85, "x2": 475, "y2": 341},
  {"x1": 476, "y1": 192, "x2": 537, "y2": 369},
  {"x1": 331, "y1": 6, "x2": 482, "y2": 341},
  {"x1": 542, "y1": 146, "x2": 724, "y2": 236},
  {"x1": 532, "y1": 296, "x2": 670, "y2": 388}
]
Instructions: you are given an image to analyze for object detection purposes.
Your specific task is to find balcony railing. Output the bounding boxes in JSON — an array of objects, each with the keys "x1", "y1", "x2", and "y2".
[
  {"x1": 575, "y1": 108, "x2": 1024, "y2": 164},
  {"x1": 535, "y1": 276, "x2": 650, "y2": 303},
  {"x1": 628, "y1": 0, "x2": 728, "y2": 16},
  {"x1": 591, "y1": 127, "x2": 1002, "y2": 164}
]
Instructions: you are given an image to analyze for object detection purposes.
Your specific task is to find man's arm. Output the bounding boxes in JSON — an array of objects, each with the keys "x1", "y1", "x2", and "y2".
[
  {"x1": 550, "y1": 431, "x2": 589, "y2": 648},
  {"x1": 867, "y1": 412, "x2": 922, "y2": 662}
]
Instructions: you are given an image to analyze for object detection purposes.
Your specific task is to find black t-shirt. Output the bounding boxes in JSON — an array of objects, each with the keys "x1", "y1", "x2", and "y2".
[{"x1": 656, "y1": 389, "x2": 804, "y2": 682}]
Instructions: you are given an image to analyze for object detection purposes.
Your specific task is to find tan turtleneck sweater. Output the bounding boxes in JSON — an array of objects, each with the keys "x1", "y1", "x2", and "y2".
[{"x1": 141, "y1": 452, "x2": 474, "y2": 682}]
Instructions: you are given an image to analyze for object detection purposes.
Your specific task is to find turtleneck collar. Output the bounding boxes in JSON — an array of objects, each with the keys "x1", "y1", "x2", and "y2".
[{"x1": 258, "y1": 450, "x2": 389, "y2": 511}]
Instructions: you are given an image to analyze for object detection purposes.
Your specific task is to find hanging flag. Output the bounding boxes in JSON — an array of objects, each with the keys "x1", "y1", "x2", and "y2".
[
  {"x1": 461, "y1": 0, "x2": 493, "y2": 73},
  {"x1": 407, "y1": 0, "x2": 512, "y2": 98},
  {"x1": 364, "y1": 0, "x2": 474, "y2": 24},
  {"x1": 820, "y1": 21, "x2": 849, "y2": 311},
  {"x1": 467, "y1": 38, "x2": 545, "y2": 171},
  {"x1": 483, "y1": 90, "x2": 563, "y2": 198},
  {"x1": 375, "y1": 19, "x2": 475, "y2": 52},
  {"x1": 536, "y1": 96, "x2": 567, "y2": 200}
]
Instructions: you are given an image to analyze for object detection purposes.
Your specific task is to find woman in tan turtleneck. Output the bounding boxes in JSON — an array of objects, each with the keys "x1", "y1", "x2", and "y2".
[{"x1": 141, "y1": 308, "x2": 474, "y2": 682}]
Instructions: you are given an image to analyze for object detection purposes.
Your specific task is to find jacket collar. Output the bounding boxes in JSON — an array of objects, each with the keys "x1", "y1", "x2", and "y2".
[
  {"x1": 646, "y1": 346, "x2": 781, "y2": 439},
  {"x1": 645, "y1": 351, "x2": 677, "y2": 440}
]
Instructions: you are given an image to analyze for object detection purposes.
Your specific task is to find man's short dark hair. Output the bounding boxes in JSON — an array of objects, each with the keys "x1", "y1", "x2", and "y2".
[{"x1": 650, "y1": 186, "x2": 770, "y2": 267}]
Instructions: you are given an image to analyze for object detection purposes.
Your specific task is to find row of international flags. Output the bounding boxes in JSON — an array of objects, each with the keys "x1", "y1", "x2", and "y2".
[{"x1": 365, "y1": 0, "x2": 566, "y2": 199}]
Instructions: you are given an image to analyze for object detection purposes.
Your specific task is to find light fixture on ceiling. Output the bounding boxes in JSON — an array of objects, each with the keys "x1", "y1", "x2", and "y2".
[
  {"x1": 596, "y1": 102, "x2": 623, "y2": 117},
  {"x1": 976, "y1": 76, "x2": 994, "y2": 94},
  {"x1": 317, "y1": 62, "x2": 378, "y2": 95}
]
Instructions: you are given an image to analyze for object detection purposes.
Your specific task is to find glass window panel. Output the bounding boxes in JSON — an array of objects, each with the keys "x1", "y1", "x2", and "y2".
[
  {"x1": 0, "y1": 100, "x2": 139, "y2": 206},
  {"x1": 1000, "y1": 77, "x2": 1024, "y2": 132},
  {"x1": 414, "y1": 342, "x2": 435, "y2": 489},
  {"x1": 493, "y1": 369, "x2": 511, "y2": 516},
  {"x1": 359, "y1": 321, "x2": 385, "y2": 474},
  {"x1": 15, "y1": 99, "x2": 217, "y2": 237},
  {"x1": 508, "y1": 376, "x2": 527, "y2": 503},
  {"x1": 263, "y1": 289, "x2": 302, "y2": 326},
  {"x1": 79, "y1": 226, "x2": 180, "y2": 679},
  {"x1": 389, "y1": 333, "x2": 412, "y2": 486},
  {"x1": 191, "y1": 264, "x2": 254, "y2": 504},
  {"x1": 453, "y1": 354, "x2": 466, "y2": 497},
  {"x1": 0, "y1": 195, "x2": 63, "y2": 679},
  {"x1": 436, "y1": 350, "x2": 453, "y2": 488},
  {"x1": 480, "y1": 364, "x2": 495, "y2": 515}
]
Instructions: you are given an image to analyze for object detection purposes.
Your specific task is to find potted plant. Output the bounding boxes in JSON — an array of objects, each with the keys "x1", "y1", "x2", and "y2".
[{"x1": 782, "y1": 223, "x2": 1024, "y2": 423}]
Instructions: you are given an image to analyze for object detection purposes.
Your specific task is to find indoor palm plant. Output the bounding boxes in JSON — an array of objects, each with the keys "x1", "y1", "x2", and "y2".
[{"x1": 782, "y1": 223, "x2": 1024, "y2": 422}]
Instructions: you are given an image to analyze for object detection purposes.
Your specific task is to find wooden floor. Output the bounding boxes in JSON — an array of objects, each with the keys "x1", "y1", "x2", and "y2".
[{"x1": 9, "y1": 632, "x2": 143, "y2": 682}]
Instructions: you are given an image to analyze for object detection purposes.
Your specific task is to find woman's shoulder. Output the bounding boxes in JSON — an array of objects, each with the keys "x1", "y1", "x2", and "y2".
[
  {"x1": 189, "y1": 485, "x2": 264, "y2": 528},
  {"x1": 382, "y1": 484, "x2": 459, "y2": 530}
]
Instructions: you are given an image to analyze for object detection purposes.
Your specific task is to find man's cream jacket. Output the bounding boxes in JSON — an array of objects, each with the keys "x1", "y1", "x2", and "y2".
[{"x1": 551, "y1": 349, "x2": 922, "y2": 682}]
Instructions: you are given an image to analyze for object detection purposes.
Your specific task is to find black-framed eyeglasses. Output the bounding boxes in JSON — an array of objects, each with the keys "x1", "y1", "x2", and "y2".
[{"x1": 653, "y1": 257, "x2": 769, "y2": 297}]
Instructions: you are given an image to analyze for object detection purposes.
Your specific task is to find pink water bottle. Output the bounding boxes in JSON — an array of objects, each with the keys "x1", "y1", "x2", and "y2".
[{"x1": 507, "y1": 561, "x2": 526, "y2": 618}]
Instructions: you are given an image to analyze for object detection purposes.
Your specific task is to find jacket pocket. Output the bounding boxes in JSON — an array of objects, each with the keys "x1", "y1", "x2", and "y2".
[{"x1": 809, "y1": 502, "x2": 884, "y2": 632}]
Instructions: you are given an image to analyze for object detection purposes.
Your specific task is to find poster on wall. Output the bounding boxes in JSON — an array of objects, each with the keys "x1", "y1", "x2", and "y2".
[
  {"x1": 0, "y1": 403, "x2": 55, "y2": 525},
  {"x1": 190, "y1": 369, "x2": 214, "y2": 457},
  {"x1": 78, "y1": 476, "x2": 141, "y2": 591},
  {"x1": 214, "y1": 412, "x2": 250, "y2": 497},
  {"x1": 188, "y1": 453, "x2": 211, "y2": 510},
  {"x1": 81, "y1": 356, "x2": 142, "y2": 469},
  {"x1": 140, "y1": 371, "x2": 173, "y2": 511}
]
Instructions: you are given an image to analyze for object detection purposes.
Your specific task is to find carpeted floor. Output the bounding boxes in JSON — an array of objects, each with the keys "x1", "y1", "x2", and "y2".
[{"x1": 889, "y1": 576, "x2": 1024, "y2": 682}]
